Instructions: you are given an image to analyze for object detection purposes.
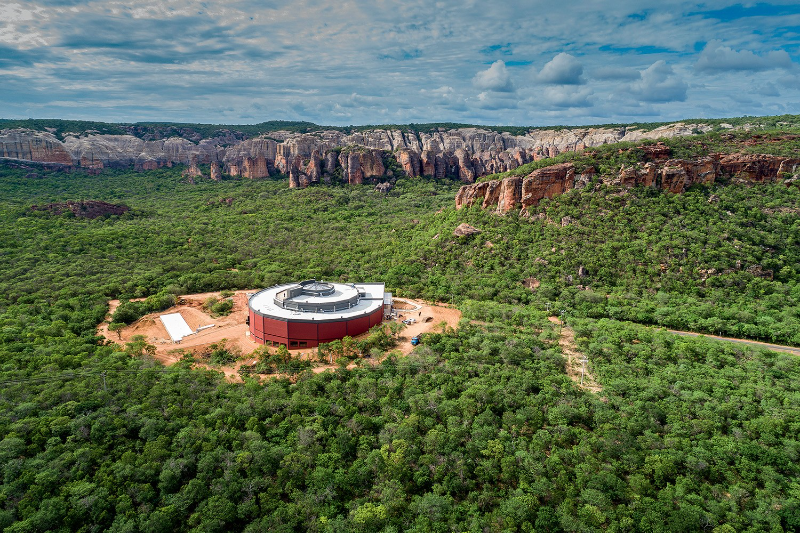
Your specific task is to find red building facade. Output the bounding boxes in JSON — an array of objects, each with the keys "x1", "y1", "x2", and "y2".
[{"x1": 248, "y1": 281, "x2": 387, "y2": 349}]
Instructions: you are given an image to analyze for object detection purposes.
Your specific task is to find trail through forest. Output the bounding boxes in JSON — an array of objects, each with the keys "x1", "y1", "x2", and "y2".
[
  {"x1": 549, "y1": 316, "x2": 602, "y2": 393},
  {"x1": 667, "y1": 329, "x2": 800, "y2": 356}
]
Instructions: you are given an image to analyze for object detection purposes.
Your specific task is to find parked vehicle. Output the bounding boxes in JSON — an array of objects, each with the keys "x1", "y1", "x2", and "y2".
[{"x1": 411, "y1": 335, "x2": 421, "y2": 346}]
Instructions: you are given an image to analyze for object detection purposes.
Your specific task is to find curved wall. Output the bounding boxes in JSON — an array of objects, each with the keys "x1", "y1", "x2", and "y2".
[{"x1": 249, "y1": 305, "x2": 384, "y2": 348}]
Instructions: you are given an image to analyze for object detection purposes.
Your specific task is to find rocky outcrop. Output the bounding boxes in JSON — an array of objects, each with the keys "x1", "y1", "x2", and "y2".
[
  {"x1": 305, "y1": 150, "x2": 322, "y2": 184},
  {"x1": 453, "y1": 223, "x2": 481, "y2": 237},
  {"x1": 210, "y1": 161, "x2": 222, "y2": 181},
  {"x1": 375, "y1": 182, "x2": 394, "y2": 193},
  {"x1": 718, "y1": 153, "x2": 797, "y2": 182},
  {"x1": 521, "y1": 164, "x2": 575, "y2": 209},
  {"x1": 0, "y1": 129, "x2": 73, "y2": 166},
  {"x1": 396, "y1": 148, "x2": 421, "y2": 177},
  {"x1": 457, "y1": 163, "x2": 578, "y2": 213},
  {"x1": 456, "y1": 153, "x2": 800, "y2": 213},
  {"x1": 497, "y1": 176, "x2": 523, "y2": 212},
  {"x1": 0, "y1": 122, "x2": 717, "y2": 186},
  {"x1": 30, "y1": 200, "x2": 130, "y2": 219},
  {"x1": 338, "y1": 149, "x2": 385, "y2": 185},
  {"x1": 182, "y1": 156, "x2": 203, "y2": 181}
]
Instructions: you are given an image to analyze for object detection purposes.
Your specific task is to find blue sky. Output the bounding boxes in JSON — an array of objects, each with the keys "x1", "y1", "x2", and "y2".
[{"x1": 2, "y1": 0, "x2": 800, "y2": 126}]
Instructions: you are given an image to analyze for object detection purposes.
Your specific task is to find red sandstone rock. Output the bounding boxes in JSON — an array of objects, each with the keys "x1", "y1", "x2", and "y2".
[
  {"x1": 718, "y1": 153, "x2": 800, "y2": 183},
  {"x1": 453, "y1": 223, "x2": 481, "y2": 237},
  {"x1": 360, "y1": 150, "x2": 386, "y2": 179},
  {"x1": 288, "y1": 167, "x2": 301, "y2": 188},
  {"x1": 456, "y1": 152, "x2": 800, "y2": 213},
  {"x1": 455, "y1": 181, "x2": 492, "y2": 209},
  {"x1": 242, "y1": 155, "x2": 269, "y2": 179},
  {"x1": 0, "y1": 130, "x2": 73, "y2": 165},
  {"x1": 482, "y1": 180, "x2": 502, "y2": 209},
  {"x1": 640, "y1": 142, "x2": 671, "y2": 161},
  {"x1": 520, "y1": 163, "x2": 575, "y2": 210},
  {"x1": 210, "y1": 161, "x2": 222, "y2": 181},
  {"x1": 497, "y1": 176, "x2": 523, "y2": 213},
  {"x1": 421, "y1": 150, "x2": 436, "y2": 177},
  {"x1": 395, "y1": 148, "x2": 421, "y2": 177},
  {"x1": 31, "y1": 200, "x2": 129, "y2": 219},
  {"x1": 454, "y1": 148, "x2": 475, "y2": 183},
  {"x1": 182, "y1": 156, "x2": 203, "y2": 180},
  {"x1": 305, "y1": 150, "x2": 322, "y2": 183},
  {"x1": 341, "y1": 152, "x2": 364, "y2": 184}
]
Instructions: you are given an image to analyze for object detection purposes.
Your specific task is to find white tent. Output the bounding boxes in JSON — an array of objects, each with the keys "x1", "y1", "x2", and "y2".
[{"x1": 159, "y1": 313, "x2": 193, "y2": 343}]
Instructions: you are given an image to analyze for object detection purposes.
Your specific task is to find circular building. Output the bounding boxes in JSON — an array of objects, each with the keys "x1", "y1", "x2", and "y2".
[{"x1": 248, "y1": 280, "x2": 389, "y2": 348}]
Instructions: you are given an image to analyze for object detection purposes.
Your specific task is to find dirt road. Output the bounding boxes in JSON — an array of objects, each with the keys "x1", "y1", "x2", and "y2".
[{"x1": 667, "y1": 330, "x2": 800, "y2": 356}]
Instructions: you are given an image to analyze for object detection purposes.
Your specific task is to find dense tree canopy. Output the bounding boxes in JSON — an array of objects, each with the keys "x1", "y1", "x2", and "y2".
[{"x1": 1, "y1": 142, "x2": 799, "y2": 531}]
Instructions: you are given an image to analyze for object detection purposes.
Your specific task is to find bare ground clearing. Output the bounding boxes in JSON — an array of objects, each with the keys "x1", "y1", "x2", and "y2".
[
  {"x1": 548, "y1": 316, "x2": 602, "y2": 393},
  {"x1": 99, "y1": 292, "x2": 461, "y2": 381}
]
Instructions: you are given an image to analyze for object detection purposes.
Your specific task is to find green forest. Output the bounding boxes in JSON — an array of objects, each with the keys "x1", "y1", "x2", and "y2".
[
  {"x1": 4, "y1": 113, "x2": 799, "y2": 142},
  {"x1": 1, "y1": 126, "x2": 800, "y2": 531}
]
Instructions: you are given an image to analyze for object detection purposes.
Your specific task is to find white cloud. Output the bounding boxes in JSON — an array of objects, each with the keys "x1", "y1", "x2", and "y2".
[
  {"x1": 696, "y1": 41, "x2": 794, "y2": 73},
  {"x1": 474, "y1": 90, "x2": 518, "y2": 110},
  {"x1": 0, "y1": 3, "x2": 49, "y2": 48},
  {"x1": 629, "y1": 61, "x2": 687, "y2": 103},
  {"x1": 539, "y1": 86, "x2": 593, "y2": 108},
  {"x1": 538, "y1": 53, "x2": 584, "y2": 85},
  {"x1": 472, "y1": 60, "x2": 514, "y2": 92},
  {"x1": 2, "y1": 0, "x2": 800, "y2": 125}
]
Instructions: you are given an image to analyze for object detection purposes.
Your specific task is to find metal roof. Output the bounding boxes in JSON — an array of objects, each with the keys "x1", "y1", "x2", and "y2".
[{"x1": 249, "y1": 282, "x2": 385, "y2": 322}]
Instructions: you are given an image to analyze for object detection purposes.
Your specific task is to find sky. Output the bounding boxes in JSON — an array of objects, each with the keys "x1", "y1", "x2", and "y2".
[{"x1": 2, "y1": 0, "x2": 800, "y2": 127}]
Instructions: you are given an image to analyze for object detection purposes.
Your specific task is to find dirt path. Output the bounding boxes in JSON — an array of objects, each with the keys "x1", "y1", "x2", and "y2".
[
  {"x1": 667, "y1": 330, "x2": 800, "y2": 356},
  {"x1": 549, "y1": 316, "x2": 602, "y2": 393}
]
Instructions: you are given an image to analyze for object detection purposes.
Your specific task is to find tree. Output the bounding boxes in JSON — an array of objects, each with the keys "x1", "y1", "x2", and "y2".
[{"x1": 108, "y1": 322, "x2": 125, "y2": 340}]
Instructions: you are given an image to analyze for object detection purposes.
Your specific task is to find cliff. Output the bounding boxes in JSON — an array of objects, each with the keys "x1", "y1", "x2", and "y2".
[
  {"x1": 0, "y1": 123, "x2": 711, "y2": 185},
  {"x1": 455, "y1": 151, "x2": 800, "y2": 213}
]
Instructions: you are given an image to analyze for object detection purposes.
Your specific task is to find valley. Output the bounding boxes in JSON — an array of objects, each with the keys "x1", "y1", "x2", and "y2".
[{"x1": 0, "y1": 116, "x2": 799, "y2": 531}]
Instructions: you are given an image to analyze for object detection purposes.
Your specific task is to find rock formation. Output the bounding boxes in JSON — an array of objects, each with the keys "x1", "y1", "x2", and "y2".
[
  {"x1": 456, "y1": 153, "x2": 800, "y2": 213},
  {"x1": 210, "y1": 161, "x2": 222, "y2": 181},
  {"x1": 30, "y1": 200, "x2": 130, "y2": 219},
  {"x1": 0, "y1": 123, "x2": 715, "y2": 187},
  {"x1": 0, "y1": 129, "x2": 73, "y2": 166},
  {"x1": 453, "y1": 223, "x2": 481, "y2": 237},
  {"x1": 182, "y1": 156, "x2": 203, "y2": 180}
]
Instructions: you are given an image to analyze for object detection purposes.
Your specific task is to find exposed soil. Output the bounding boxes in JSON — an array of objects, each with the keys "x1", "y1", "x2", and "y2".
[
  {"x1": 667, "y1": 329, "x2": 800, "y2": 356},
  {"x1": 548, "y1": 316, "x2": 602, "y2": 393},
  {"x1": 392, "y1": 298, "x2": 461, "y2": 355},
  {"x1": 99, "y1": 292, "x2": 462, "y2": 381},
  {"x1": 100, "y1": 290, "x2": 259, "y2": 382}
]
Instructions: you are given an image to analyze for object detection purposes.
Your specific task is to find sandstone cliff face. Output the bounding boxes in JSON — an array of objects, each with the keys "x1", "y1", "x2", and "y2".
[
  {"x1": 0, "y1": 129, "x2": 73, "y2": 166},
  {"x1": 0, "y1": 122, "x2": 713, "y2": 186},
  {"x1": 456, "y1": 153, "x2": 800, "y2": 213}
]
